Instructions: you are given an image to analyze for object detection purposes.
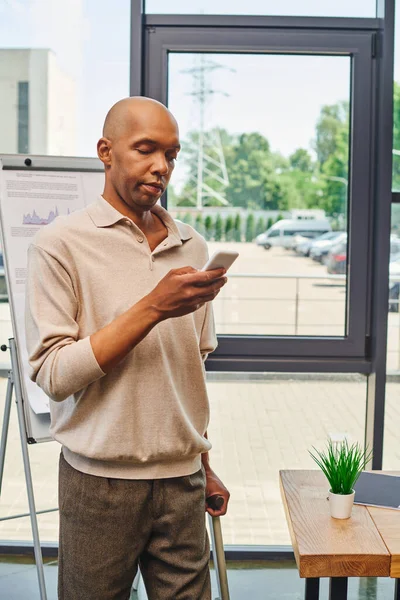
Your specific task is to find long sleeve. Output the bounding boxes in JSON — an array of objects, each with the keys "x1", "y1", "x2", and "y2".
[
  {"x1": 25, "y1": 244, "x2": 105, "y2": 402},
  {"x1": 200, "y1": 301, "x2": 218, "y2": 362}
]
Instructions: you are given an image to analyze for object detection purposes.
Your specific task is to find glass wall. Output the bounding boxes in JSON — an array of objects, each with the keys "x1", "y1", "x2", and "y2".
[
  {"x1": 0, "y1": 372, "x2": 367, "y2": 545},
  {"x1": 168, "y1": 52, "x2": 351, "y2": 337},
  {"x1": 0, "y1": 0, "x2": 130, "y2": 157},
  {"x1": 384, "y1": 205, "x2": 400, "y2": 468},
  {"x1": 146, "y1": 0, "x2": 376, "y2": 18}
]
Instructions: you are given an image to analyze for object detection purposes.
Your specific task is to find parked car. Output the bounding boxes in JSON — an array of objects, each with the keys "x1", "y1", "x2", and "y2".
[
  {"x1": 326, "y1": 239, "x2": 347, "y2": 274},
  {"x1": 290, "y1": 232, "x2": 324, "y2": 253},
  {"x1": 388, "y1": 256, "x2": 400, "y2": 312},
  {"x1": 255, "y1": 218, "x2": 331, "y2": 250},
  {"x1": 299, "y1": 231, "x2": 345, "y2": 257},
  {"x1": 311, "y1": 232, "x2": 347, "y2": 263}
]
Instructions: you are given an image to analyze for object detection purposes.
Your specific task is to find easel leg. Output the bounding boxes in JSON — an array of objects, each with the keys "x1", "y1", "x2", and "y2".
[
  {"x1": 10, "y1": 340, "x2": 48, "y2": 600},
  {"x1": 0, "y1": 372, "x2": 14, "y2": 495}
]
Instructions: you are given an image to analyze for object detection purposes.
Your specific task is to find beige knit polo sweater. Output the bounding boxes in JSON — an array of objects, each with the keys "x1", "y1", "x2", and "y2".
[{"x1": 25, "y1": 196, "x2": 217, "y2": 479}]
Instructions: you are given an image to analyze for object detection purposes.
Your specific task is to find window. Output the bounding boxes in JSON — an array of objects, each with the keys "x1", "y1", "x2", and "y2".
[
  {"x1": 0, "y1": 372, "x2": 367, "y2": 545},
  {"x1": 166, "y1": 52, "x2": 352, "y2": 338},
  {"x1": 147, "y1": 25, "x2": 373, "y2": 361},
  {"x1": 145, "y1": 0, "x2": 376, "y2": 18},
  {"x1": 18, "y1": 82, "x2": 29, "y2": 154}
]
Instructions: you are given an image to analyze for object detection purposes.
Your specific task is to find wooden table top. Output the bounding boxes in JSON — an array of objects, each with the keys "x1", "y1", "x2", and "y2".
[{"x1": 279, "y1": 470, "x2": 400, "y2": 579}]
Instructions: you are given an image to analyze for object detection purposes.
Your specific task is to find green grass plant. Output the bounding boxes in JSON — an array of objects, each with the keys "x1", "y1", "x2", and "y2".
[{"x1": 309, "y1": 439, "x2": 372, "y2": 495}]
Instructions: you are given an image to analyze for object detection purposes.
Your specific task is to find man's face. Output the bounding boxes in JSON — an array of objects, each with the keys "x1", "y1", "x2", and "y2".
[{"x1": 107, "y1": 110, "x2": 180, "y2": 212}]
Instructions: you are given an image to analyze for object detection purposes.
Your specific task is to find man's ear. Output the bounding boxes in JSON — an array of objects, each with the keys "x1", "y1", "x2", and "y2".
[{"x1": 97, "y1": 138, "x2": 112, "y2": 168}]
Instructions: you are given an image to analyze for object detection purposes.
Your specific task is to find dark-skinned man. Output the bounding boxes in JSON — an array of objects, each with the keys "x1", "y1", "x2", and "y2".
[{"x1": 25, "y1": 96, "x2": 230, "y2": 600}]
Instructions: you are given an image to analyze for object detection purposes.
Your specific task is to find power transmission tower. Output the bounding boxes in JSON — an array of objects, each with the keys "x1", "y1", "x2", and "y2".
[{"x1": 181, "y1": 55, "x2": 233, "y2": 208}]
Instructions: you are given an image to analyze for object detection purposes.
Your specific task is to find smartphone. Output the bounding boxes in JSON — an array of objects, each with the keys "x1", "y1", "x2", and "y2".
[{"x1": 201, "y1": 250, "x2": 239, "y2": 272}]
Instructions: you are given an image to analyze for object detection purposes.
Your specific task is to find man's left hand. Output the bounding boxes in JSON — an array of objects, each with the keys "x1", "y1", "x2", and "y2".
[{"x1": 204, "y1": 467, "x2": 230, "y2": 517}]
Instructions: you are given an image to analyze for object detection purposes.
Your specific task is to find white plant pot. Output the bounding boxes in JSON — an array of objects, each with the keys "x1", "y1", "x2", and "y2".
[{"x1": 328, "y1": 490, "x2": 355, "y2": 519}]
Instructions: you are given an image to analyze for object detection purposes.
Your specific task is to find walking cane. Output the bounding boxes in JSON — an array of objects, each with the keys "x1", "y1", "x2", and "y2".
[{"x1": 207, "y1": 495, "x2": 231, "y2": 600}]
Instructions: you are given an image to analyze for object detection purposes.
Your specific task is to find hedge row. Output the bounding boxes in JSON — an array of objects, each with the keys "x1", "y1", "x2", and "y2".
[{"x1": 176, "y1": 213, "x2": 284, "y2": 242}]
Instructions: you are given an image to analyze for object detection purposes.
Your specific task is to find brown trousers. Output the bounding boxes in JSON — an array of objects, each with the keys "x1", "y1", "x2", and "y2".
[{"x1": 58, "y1": 452, "x2": 211, "y2": 600}]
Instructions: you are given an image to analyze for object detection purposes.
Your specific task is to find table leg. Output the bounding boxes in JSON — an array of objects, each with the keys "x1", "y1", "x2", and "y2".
[
  {"x1": 395, "y1": 579, "x2": 400, "y2": 600},
  {"x1": 304, "y1": 578, "x2": 320, "y2": 600},
  {"x1": 329, "y1": 578, "x2": 348, "y2": 600}
]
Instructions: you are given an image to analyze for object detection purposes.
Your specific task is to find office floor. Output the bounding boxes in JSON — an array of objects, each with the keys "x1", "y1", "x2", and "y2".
[{"x1": 0, "y1": 556, "x2": 398, "y2": 600}]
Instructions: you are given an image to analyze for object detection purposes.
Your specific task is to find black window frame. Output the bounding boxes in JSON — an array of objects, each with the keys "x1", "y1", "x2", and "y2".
[{"x1": 143, "y1": 19, "x2": 376, "y2": 370}]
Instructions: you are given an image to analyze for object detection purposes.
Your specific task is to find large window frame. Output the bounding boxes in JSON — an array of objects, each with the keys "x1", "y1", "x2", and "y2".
[{"x1": 144, "y1": 18, "x2": 377, "y2": 370}]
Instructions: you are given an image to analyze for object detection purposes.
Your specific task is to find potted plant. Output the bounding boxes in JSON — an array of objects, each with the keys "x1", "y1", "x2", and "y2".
[{"x1": 309, "y1": 439, "x2": 372, "y2": 519}]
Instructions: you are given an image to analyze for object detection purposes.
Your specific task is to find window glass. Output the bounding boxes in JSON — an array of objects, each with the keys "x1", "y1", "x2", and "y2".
[
  {"x1": 393, "y1": 1, "x2": 400, "y2": 190},
  {"x1": 386, "y1": 205, "x2": 400, "y2": 370},
  {"x1": 0, "y1": 372, "x2": 367, "y2": 545},
  {"x1": 385, "y1": 205, "x2": 400, "y2": 466},
  {"x1": 168, "y1": 53, "x2": 351, "y2": 337},
  {"x1": 0, "y1": 0, "x2": 130, "y2": 157},
  {"x1": 146, "y1": 0, "x2": 375, "y2": 18}
]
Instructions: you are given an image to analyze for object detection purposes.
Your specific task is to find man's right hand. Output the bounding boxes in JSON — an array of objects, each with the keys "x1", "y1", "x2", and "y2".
[
  {"x1": 145, "y1": 266, "x2": 227, "y2": 321},
  {"x1": 91, "y1": 266, "x2": 226, "y2": 373}
]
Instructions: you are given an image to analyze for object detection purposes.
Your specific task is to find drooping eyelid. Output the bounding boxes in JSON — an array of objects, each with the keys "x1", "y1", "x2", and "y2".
[{"x1": 134, "y1": 144, "x2": 154, "y2": 153}]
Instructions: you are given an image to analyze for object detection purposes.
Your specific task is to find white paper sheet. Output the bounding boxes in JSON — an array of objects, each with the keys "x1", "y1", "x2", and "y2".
[{"x1": 0, "y1": 168, "x2": 103, "y2": 414}]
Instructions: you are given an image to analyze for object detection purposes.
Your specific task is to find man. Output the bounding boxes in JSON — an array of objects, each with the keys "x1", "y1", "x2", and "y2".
[{"x1": 25, "y1": 96, "x2": 230, "y2": 600}]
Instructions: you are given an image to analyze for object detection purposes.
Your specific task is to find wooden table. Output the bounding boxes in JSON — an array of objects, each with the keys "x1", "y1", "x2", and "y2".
[{"x1": 280, "y1": 470, "x2": 400, "y2": 600}]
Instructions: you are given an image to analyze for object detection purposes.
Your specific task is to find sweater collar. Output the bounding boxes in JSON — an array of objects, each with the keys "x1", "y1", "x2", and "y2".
[{"x1": 87, "y1": 196, "x2": 193, "y2": 242}]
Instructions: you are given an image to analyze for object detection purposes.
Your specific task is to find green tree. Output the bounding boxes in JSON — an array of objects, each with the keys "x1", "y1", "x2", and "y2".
[
  {"x1": 310, "y1": 100, "x2": 350, "y2": 217},
  {"x1": 321, "y1": 127, "x2": 349, "y2": 217},
  {"x1": 233, "y1": 213, "x2": 242, "y2": 242},
  {"x1": 182, "y1": 212, "x2": 193, "y2": 227},
  {"x1": 266, "y1": 217, "x2": 274, "y2": 229},
  {"x1": 195, "y1": 214, "x2": 204, "y2": 236},
  {"x1": 314, "y1": 101, "x2": 349, "y2": 167},
  {"x1": 225, "y1": 215, "x2": 234, "y2": 241},
  {"x1": 214, "y1": 214, "x2": 223, "y2": 241},
  {"x1": 225, "y1": 133, "x2": 292, "y2": 211},
  {"x1": 204, "y1": 215, "x2": 213, "y2": 241},
  {"x1": 245, "y1": 213, "x2": 255, "y2": 242},
  {"x1": 255, "y1": 217, "x2": 266, "y2": 237},
  {"x1": 289, "y1": 148, "x2": 313, "y2": 172}
]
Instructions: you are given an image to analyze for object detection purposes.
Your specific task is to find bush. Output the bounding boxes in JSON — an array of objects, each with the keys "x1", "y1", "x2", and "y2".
[
  {"x1": 183, "y1": 212, "x2": 193, "y2": 227},
  {"x1": 266, "y1": 217, "x2": 274, "y2": 230},
  {"x1": 195, "y1": 214, "x2": 204, "y2": 236},
  {"x1": 204, "y1": 215, "x2": 213, "y2": 241},
  {"x1": 214, "y1": 214, "x2": 223, "y2": 241},
  {"x1": 234, "y1": 214, "x2": 242, "y2": 242},
  {"x1": 255, "y1": 217, "x2": 266, "y2": 237},
  {"x1": 225, "y1": 215, "x2": 234, "y2": 242},
  {"x1": 245, "y1": 213, "x2": 255, "y2": 242}
]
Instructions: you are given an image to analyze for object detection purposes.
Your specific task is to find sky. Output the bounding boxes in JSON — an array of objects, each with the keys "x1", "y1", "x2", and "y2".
[
  {"x1": 0, "y1": 0, "x2": 397, "y2": 164},
  {"x1": 145, "y1": 0, "x2": 376, "y2": 18}
]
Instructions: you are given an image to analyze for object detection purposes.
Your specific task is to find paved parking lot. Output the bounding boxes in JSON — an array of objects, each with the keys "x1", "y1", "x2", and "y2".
[{"x1": 0, "y1": 243, "x2": 399, "y2": 547}]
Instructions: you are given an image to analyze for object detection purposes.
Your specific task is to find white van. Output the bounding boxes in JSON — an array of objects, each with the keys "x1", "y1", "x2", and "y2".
[{"x1": 255, "y1": 218, "x2": 331, "y2": 250}]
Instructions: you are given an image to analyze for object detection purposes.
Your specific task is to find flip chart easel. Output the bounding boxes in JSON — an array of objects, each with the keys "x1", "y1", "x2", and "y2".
[{"x1": 0, "y1": 154, "x2": 104, "y2": 600}]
